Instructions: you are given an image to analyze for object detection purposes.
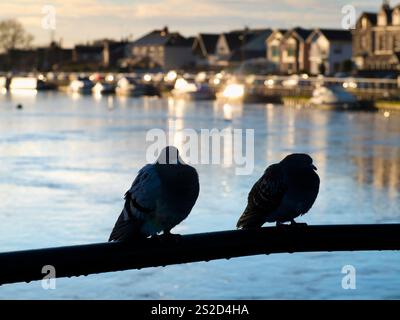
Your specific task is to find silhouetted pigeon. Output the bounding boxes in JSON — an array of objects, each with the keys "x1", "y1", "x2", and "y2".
[
  {"x1": 237, "y1": 154, "x2": 320, "y2": 228},
  {"x1": 109, "y1": 146, "x2": 200, "y2": 241}
]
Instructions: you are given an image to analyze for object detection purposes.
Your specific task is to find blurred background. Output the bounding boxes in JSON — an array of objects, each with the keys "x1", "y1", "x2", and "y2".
[{"x1": 0, "y1": 0, "x2": 399, "y2": 299}]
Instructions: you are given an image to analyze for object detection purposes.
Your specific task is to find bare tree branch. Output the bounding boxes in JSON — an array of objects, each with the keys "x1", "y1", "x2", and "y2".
[{"x1": 0, "y1": 19, "x2": 34, "y2": 53}]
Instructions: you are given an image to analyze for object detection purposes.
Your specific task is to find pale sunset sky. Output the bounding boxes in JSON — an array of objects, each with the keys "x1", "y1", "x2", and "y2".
[{"x1": 0, "y1": 0, "x2": 391, "y2": 47}]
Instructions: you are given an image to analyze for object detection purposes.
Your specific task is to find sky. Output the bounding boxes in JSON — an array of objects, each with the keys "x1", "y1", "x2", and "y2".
[{"x1": 0, "y1": 0, "x2": 391, "y2": 47}]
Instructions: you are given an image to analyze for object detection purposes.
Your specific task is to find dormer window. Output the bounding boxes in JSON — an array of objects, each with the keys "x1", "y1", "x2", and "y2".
[
  {"x1": 378, "y1": 11, "x2": 387, "y2": 26},
  {"x1": 362, "y1": 17, "x2": 368, "y2": 29},
  {"x1": 393, "y1": 9, "x2": 400, "y2": 25}
]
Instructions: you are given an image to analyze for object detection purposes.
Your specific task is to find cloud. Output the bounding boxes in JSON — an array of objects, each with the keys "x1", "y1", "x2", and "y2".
[
  {"x1": 0, "y1": 0, "x2": 388, "y2": 46},
  {"x1": 134, "y1": 0, "x2": 230, "y2": 18}
]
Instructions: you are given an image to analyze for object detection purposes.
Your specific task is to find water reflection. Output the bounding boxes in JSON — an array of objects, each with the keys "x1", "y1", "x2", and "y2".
[
  {"x1": 9, "y1": 89, "x2": 38, "y2": 98},
  {"x1": 162, "y1": 98, "x2": 400, "y2": 192},
  {"x1": 116, "y1": 94, "x2": 128, "y2": 106},
  {"x1": 107, "y1": 96, "x2": 115, "y2": 110},
  {"x1": 223, "y1": 103, "x2": 233, "y2": 121},
  {"x1": 213, "y1": 101, "x2": 243, "y2": 122},
  {"x1": 0, "y1": 94, "x2": 399, "y2": 299},
  {"x1": 0, "y1": 89, "x2": 38, "y2": 105},
  {"x1": 348, "y1": 111, "x2": 400, "y2": 197},
  {"x1": 167, "y1": 97, "x2": 186, "y2": 152},
  {"x1": 353, "y1": 151, "x2": 400, "y2": 197}
]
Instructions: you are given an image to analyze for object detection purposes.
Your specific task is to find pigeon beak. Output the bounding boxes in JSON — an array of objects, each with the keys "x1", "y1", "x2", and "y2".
[{"x1": 312, "y1": 165, "x2": 317, "y2": 171}]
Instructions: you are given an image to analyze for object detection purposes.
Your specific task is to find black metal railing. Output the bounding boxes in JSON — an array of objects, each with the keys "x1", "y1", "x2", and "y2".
[{"x1": 0, "y1": 224, "x2": 399, "y2": 285}]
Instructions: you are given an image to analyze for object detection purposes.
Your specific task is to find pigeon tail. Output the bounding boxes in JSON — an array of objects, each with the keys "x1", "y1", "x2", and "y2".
[
  {"x1": 108, "y1": 199, "x2": 147, "y2": 242},
  {"x1": 236, "y1": 206, "x2": 265, "y2": 229},
  {"x1": 108, "y1": 213, "x2": 146, "y2": 242}
]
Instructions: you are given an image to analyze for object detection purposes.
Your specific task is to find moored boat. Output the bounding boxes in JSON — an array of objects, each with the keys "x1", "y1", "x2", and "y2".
[
  {"x1": 309, "y1": 85, "x2": 358, "y2": 109},
  {"x1": 69, "y1": 78, "x2": 94, "y2": 94},
  {"x1": 171, "y1": 77, "x2": 215, "y2": 100},
  {"x1": 92, "y1": 82, "x2": 115, "y2": 95},
  {"x1": 116, "y1": 76, "x2": 158, "y2": 97},
  {"x1": 9, "y1": 77, "x2": 48, "y2": 91}
]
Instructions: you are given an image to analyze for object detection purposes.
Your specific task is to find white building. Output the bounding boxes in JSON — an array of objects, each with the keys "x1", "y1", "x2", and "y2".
[
  {"x1": 127, "y1": 27, "x2": 195, "y2": 71},
  {"x1": 266, "y1": 29, "x2": 287, "y2": 68},
  {"x1": 307, "y1": 29, "x2": 353, "y2": 75}
]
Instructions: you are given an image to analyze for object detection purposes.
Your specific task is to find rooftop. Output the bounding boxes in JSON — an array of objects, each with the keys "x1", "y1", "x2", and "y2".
[
  {"x1": 318, "y1": 29, "x2": 352, "y2": 41},
  {"x1": 197, "y1": 33, "x2": 219, "y2": 54},
  {"x1": 132, "y1": 28, "x2": 192, "y2": 47}
]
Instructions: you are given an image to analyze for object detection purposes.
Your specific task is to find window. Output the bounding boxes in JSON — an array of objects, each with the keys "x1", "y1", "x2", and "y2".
[
  {"x1": 361, "y1": 36, "x2": 367, "y2": 49},
  {"x1": 378, "y1": 34, "x2": 386, "y2": 50},
  {"x1": 218, "y1": 43, "x2": 228, "y2": 55},
  {"x1": 395, "y1": 35, "x2": 400, "y2": 50},
  {"x1": 394, "y1": 10, "x2": 400, "y2": 25},
  {"x1": 378, "y1": 12, "x2": 387, "y2": 26},
  {"x1": 287, "y1": 46, "x2": 295, "y2": 57},
  {"x1": 311, "y1": 34, "x2": 319, "y2": 43},
  {"x1": 362, "y1": 17, "x2": 368, "y2": 29},
  {"x1": 271, "y1": 46, "x2": 279, "y2": 57}
]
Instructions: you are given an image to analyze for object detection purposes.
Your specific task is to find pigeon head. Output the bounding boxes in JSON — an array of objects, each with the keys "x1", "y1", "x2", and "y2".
[
  {"x1": 156, "y1": 146, "x2": 183, "y2": 165},
  {"x1": 281, "y1": 153, "x2": 317, "y2": 170}
]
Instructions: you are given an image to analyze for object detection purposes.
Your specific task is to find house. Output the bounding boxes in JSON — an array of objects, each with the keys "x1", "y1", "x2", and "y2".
[
  {"x1": 352, "y1": 12, "x2": 377, "y2": 70},
  {"x1": 127, "y1": 27, "x2": 194, "y2": 71},
  {"x1": 266, "y1": 29, "x2": 287, "y2": 68},
  {"x1": 36, "y1": 41, "x2": 73, "y2": 71},
  {"x1": 101, "y1": 40, "x2": 129, "y2": 68},
  {"x1": 72, "y1": 39, "x2": 128, "y2": 69},
  {"x1": 215, "y1": 29, "x2": 272, "y2": 66},
  {"x1": 0, "y1": 41, "x2": 73, "y2": 72},
  {"x1": 353, "y1": 1, "x2": 400, "y2": 72},
  {"x1": 73, "y1": 44, "x2": 103, "y2": 64},
  {"x1": 5, "y1": 49, "x2": 38, "y2": 71},
  {"x1": 229, "y1": 29, "x2": 272, "y2": 63},
  {"x1": 215, "y1": 31, "x2": 244, "y2": 66},
  {"x1": 279, "y1": 27, "x2": 313, "y2": 74},
  {"x1": 192, "y1": 33, "x2": 219, "y2": 68},
  {"x1": 0, "y1": 53, "x2": 7, "y2": 70},
  {"x1": 307, "y1": 29, "x2": 352, "y2": 75}
]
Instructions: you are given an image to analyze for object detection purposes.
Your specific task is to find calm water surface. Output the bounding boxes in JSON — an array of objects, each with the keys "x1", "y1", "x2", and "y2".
[{"x1": 0, "y1": 91, "x2": 399, "y2": 299}]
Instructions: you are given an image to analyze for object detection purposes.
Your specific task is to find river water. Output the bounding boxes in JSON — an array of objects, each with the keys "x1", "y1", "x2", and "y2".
[{"x1": 0, "y1": 91, "x2": 399, "y2": 299}]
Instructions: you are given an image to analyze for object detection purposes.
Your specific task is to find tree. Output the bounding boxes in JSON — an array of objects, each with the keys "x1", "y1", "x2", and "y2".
[{"x1": 0, "y1": 19, "x2": 33, "y2": 53}]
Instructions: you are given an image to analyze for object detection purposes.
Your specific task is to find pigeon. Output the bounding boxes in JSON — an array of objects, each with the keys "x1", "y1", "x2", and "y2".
[
  {"x1": 109, "y1": 146, "x2": 200, "y2": 242},
  {"x1": 237, "y1": 154, "x2": 319, "y2": 229}
]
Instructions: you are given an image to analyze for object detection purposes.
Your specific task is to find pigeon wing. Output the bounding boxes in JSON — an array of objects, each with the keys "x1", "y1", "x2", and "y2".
[
  {"x1": 299, "y1": 170, "x2": 320, "y2": 216},
  {"x1": 237, "y1": 164, "x2": 287, "y2": 229},
  {"x1": 109, "y1": 164, "x2": 161, "y2": 241}
]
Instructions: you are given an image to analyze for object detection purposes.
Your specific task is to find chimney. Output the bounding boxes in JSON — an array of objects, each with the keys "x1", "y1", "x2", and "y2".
[
  {"x1": 382, "y1": 0, "x2": 390, "y2": 10},
  {"x1": 161, "y1": 26, "x2": 169, "y2": 36}
]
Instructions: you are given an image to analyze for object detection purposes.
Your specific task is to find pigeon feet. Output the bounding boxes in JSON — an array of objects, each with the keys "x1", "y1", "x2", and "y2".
[
  {"x1": 290, "y1": 220, "x2": 308, "y2": 227},
  {"x1": 159, "y1": 231, "x2": 182, "y2": 243},
  {"x1": 276, "y1": 221, "x2": 308, "y2": 229},
  {"x1": 276, "y1": 222, "x2": 289, "y2": 230}
]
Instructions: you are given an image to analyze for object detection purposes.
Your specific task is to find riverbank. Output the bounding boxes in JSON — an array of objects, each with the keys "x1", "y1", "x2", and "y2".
[
  {"x1": 282, "y1": 96, "x2": 400, "y2": 112},
  {"x1": 375, "y1": 100, "x2": 400, "y2": 112}
]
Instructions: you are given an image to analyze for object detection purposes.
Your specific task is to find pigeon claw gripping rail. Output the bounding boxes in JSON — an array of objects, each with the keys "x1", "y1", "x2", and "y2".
[{"x1": 0, "y1": 224, "x2": 400, "y2": 285}]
